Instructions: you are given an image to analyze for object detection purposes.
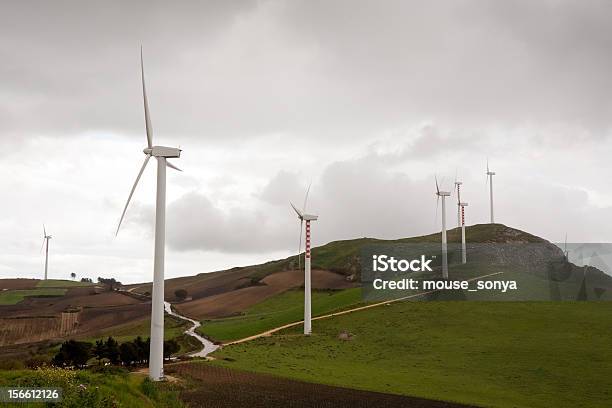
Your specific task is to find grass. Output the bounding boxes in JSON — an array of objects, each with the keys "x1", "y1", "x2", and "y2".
[
  {"x1": 0, "y1": 367, "x2": 184, "y2": 407},
  {"x1": 36, "y1": 279, "x2": 94, "y2": 288},
  {"x1": 0, "y1": 288, "x2": 67, "y2": 305},
  {"x1": 211, "y1": 301, "x2": 612, "y2": 408},
  {"x1": 81, "y1": 315, "x2": 192, "y2": 345},
  {"x1": 198, "y1": 288, "x2": 362, "y2": 342}
]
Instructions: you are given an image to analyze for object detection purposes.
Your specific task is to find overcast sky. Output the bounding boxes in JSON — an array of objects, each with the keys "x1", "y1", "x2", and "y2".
[{"x1": 2, "y1": 0, "x2": 612, "y2": 283}]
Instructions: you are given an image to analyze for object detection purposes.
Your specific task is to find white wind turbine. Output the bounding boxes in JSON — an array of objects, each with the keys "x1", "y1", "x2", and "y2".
[
  {"x1": 459, "y1": 202, "x2": 468, "y2": 264},
  {"x1": 486, "y1": 160, "x2": 496, "y2": 223},
  {"x1": 435, "y1": 177, "x2": 451, "y2": 279},
  {"x1": 290, "y1": 186, "x2": 318, "y2": 335},
  {"x1": 116, "y1": 49, "x2": 182, "y2": 381},
  {"x1": 41, "y1": 225, "x2": 52, "y2": 280}
]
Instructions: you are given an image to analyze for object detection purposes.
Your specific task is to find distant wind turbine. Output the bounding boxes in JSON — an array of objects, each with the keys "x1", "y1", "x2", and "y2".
[
  {"x1": 116, "y1": 49, "x2": 182, "y2": 381},
  {"x1": 459, "y1": 202, "x2": 468, "y2": 264},
  {"x1": 454, "y1": 177, "x2": 463, "y2": 228},
  {"x1": 290, "y1": 185, "x2": 318, "y2": 335},
  {"x1": 41, "y1": 225, "x2": 52, "y2": 280},
  {"x1": 486, "y1": 160, "x2": 496, "y2": 223},
  {"x1": 435, "y1": 177, "x2": 451, "y2": 279}
]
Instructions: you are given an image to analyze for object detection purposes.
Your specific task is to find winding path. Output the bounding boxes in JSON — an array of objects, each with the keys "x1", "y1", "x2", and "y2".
[
  {"x1": 224, "y1": 271, "x2": 504, "y2": 346},
  {"x1": 164, "y1": 301, "x2": 219, "y2": 357}
]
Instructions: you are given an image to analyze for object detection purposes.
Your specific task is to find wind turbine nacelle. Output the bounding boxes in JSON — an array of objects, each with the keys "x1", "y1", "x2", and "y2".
[
  {"x1": 302, "y1": 214, "x2": 318, "y2": 221},
  {"x1": 437, "y1": 191, "x2": 451, "y2": 197},
  {"x1": 144, "y1": 146, "x2": 181, "y2": 158},
  {"x1": 460, "y1": 202, "x2": 468, "y2": 206},
  {"x1": 487, "y1": 171, "x2": 496, "y2": 176}
]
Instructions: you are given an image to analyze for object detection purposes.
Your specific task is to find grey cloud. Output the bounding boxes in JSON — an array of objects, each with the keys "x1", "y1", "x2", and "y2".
[
  {"x1": 166, "y1": 191, "x2": 292, "y2": 253},
  {"x1": 2, "y1": 0, "x2": 612, "y2": 146},
  {"x1": 258, "y1": 170, "x2": 302, "y2": 206}
]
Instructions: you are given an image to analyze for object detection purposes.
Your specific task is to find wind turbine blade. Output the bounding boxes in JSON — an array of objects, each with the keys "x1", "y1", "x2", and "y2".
[
  {"x1": 141, "y1": 47, "x2": 153, "y2": 149},
  {"x1": 166, "y1": 161, "x2": 182, "y2": 172},
  {"x1": 40, "y1": 237, "x2": 46, "y2": 253},
  {"x1": 302, "y1": 182, "x2": 312, "y2": 213},
  {"x1": 290, "y1": 202, "x2": 303, "y2": 218},
  {"x1": 43, "y1": 224, "x2": 46, "y2": 237},
  {"x1": 486, "y1": 158, "x2": 489, "y2": 173},
  {"x1": 116, "y1": 154, "x2": 151, "y2": 236},
  {"x1": 435, "y1": 175, "x2": 440, "y2": 194}
]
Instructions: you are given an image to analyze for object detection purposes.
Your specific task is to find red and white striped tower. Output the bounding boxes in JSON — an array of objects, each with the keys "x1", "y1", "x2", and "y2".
[
  {"x1": 455, "y1": 181, "x2": 462, "y2": 228},
  {"x1": 460, "y1": 202, "x2": 468, "y2": 264},
  {"x1": 290, "y1": 200, "x2": 318, "y2": 335},
  {"x1": 304, "y1": 220, "x2": 312, "y2": 335}
]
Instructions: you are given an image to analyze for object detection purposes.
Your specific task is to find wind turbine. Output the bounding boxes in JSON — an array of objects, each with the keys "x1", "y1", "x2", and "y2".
[
  {"x1": 41, "y1": 225, "x2": 52, "y2": 280},
  {"x1": 290, "y1": 186, "x2": 318, "y2": 335},
  {"x1": 459, "y1": 202, "x2": 468, "y2": 264},
  {"x1": 454, "y1": 178, "x2": 463, "y2": 228},
  {"x1": 116, "y1": 49, "x2": 182, "y2": 381},
  {"x1": 435, "y1": 177, "x2": 451, "y2": 279},
  {"x1": 486, "y1": 160, "x2": 495, "y2": 223}
]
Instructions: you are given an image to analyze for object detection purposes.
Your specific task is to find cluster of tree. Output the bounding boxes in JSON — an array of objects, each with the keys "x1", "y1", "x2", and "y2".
[
  {"x1": 175, "y1": 288, "x2": 188, "y2": 300},
  {"x1": 52, "y1": 336, "x2": 180, "y2": 368},
  {"x1": 80, "y1": 277, "x2": 93, "y2": 283},
  {"x1": 97, "y1": 277, "x2": 122, "y2": 291}
]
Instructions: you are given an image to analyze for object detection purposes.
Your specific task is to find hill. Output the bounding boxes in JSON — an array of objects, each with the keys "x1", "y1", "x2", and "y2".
[{"x1": 1, "y1": 223, "x2": 610, "y2": 359}]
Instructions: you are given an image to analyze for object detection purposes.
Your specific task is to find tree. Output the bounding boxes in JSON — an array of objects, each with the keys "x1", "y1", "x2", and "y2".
[
  {"x1": 174, "y1": 289, "x2": 188, "y2": 300},
  {"x1": 93, "y1": 339, "x2": 107, "y2": 362},
  {"x1": 133, "y1": 336, "x2": 149, "y2": 363},
  {"x1": 80, "y1": 277, "x2": 92, "y2": 283},
  {"x1": 119, "y1": 342, "x2": 138, "y2": 366},
  {"x1": 53, "y1": 340, "x2": 92, "y2": 367},
  {"x1": 97, "y1": 277, "x2": 122, "y2": 291},
  {"x1": 163, "y1": 339, "x2": 180, "y2": 359},
  {"x1": 70, "y1": 272, "x2": 76, "y2": 280},
  {"x1": 105, "y1": 337, "x2": 120, "y2": 364}
]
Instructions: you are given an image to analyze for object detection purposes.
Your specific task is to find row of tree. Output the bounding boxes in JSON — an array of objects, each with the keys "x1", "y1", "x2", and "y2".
[{"x1": 52, "y1": 336, "x2": 180, "y2": 368}]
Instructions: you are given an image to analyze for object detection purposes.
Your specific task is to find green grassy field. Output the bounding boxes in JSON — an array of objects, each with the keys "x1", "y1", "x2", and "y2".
[
  {"x1": 211, "y1": 301, "x2": 612, "y2": 408},
  {"x1": 0, "y1": 288, "x2": 67, "y2": 305},
  {"x1": 198, "y1": 288, "x2": 362, "y2": 342},
  {"x1": 0, "y1": 368, "x2": 183, "y2": 407},
  {"x1": 36, "y1": 279, "x2": 94, "y2": 288}
]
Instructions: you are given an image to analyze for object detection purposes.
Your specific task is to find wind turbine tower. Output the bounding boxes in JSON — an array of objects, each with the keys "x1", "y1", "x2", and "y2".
[
  {"x1": 41, "y1": 225, "x2": 52, "y2": 280},
  {"x1": 486, "y1": 161, "x2": 496, "y2": 223},
  {"x1": 460, "y1": 202, "x2": 468, "y2": 264},
  {"x1": 290, "y1": 189, "x2": 318, "y2": 335},
  {"x1": 435, "y1": 177, "x2": 451, "y2": 279},
  {"x1": 454, "y1": 180, "x2": 462, "y2": 228},
  {"x1": 116, "y1": 49, "x2": 182, "y2": 381}
]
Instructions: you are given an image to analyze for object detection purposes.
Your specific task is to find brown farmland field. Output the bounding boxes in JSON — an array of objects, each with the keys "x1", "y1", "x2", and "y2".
[
  {"x1": 170, "y1": 362, "x2": 473, "y2": 408},
  {"x1": 174, "y1": 269, "x2": 355, "y2": 320}
]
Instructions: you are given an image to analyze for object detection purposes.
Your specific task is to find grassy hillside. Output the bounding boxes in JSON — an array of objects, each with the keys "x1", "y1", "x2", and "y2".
[
  {"x1": 211, "y1": 301, "x2": 612, "y2": 408},
  {"x1": 199, "y1": 288, "x2": 362, "y2": 342},
  {"x1": 0, "y1": 368, "x2": 183, "y2": 407},
  {"x1": 37, "y1": 279, "x2": 95, "y2": 288},
  {"x1": 0, "y1": 288, "x2": 67, "y2": 305},
  {"x1": 129, "y1": 223, "x2": 551, "y2": 297}
]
